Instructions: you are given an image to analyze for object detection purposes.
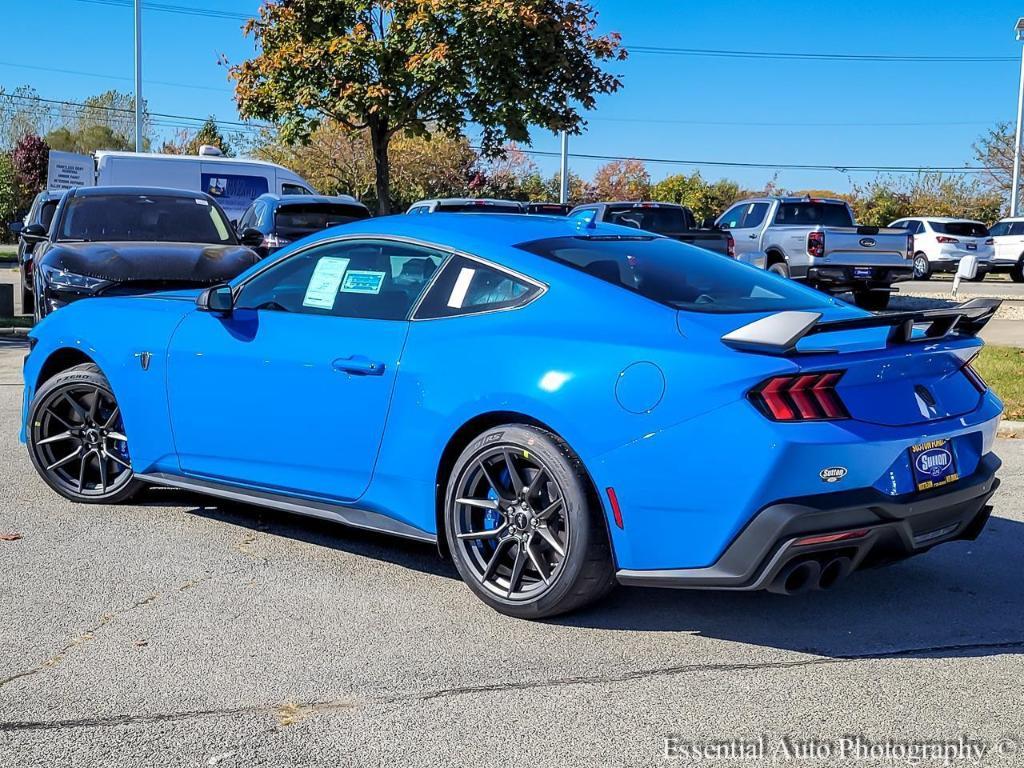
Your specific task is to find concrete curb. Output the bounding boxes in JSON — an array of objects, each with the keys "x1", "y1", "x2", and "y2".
[
  {"x1": 998, "y1": 420, "x2": 1023, "y2": 439},
  {"x1": 0, "y1": 327, "x2": 29, "y2": 338}
]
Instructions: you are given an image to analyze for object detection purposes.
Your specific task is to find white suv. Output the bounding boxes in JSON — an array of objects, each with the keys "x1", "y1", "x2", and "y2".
[
  {"x1": 889, "y1": 217, "x2": 994, "y2": 280},
  {"x1": 985, "y1": 217, "x2": 1024, "y2": 282}
]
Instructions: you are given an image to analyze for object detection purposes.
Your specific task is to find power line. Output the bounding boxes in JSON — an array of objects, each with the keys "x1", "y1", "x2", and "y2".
[
  {"x1": 0, "y1": 60, "x2": 231, "y2": 93},
  {"x1": 589, "y1": 116, "x2": 1001, "y2": 128},
  {"x1": 68, "y1": 0, "x2": 251, "y2": 21},
  {"x1": 630, "y1": 45, "x2": 1017, "y2": 63}
]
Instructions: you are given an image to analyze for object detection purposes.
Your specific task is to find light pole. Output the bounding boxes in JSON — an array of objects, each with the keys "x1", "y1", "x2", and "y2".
[
  {"x1": 134, "y1": 0, "x2": 144, "y2": 152},
  {"x1": 559, "y1": 130, "x2": 570, "y2": 204},
  {"x1": 1010, "y1": 18, "x2": 1024, "y2": 216}
]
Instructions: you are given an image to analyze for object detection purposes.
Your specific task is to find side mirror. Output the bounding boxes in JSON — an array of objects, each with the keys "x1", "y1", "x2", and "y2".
[
  {"x1": 239, "y1": 227, "x2": 264, "y2": 248},
  {"x1": 952, "y1": 255, "x2": 978, "y2": 298},
  {"x1": 8, "y1": 221, "x2": 24, "y2": 237},
  {"x1": 197, "y1": 284, "x2": 234, "y2": 314},
  {"x1": 20, "y1": 223, "x2": 47, "y2": 244},
  {"x1": 229, "y1": 219, "x2": 238, "y2": 230}
]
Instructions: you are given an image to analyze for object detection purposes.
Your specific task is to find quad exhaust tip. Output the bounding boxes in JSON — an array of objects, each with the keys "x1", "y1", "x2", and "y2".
[{"x1": 768, "y1": 556, "x2": 853, "y2": 595}]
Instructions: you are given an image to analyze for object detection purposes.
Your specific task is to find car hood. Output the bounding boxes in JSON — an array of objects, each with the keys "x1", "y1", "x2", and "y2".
[{"x1": 42, "y1": 241, "x2": 259, "y2": 284}]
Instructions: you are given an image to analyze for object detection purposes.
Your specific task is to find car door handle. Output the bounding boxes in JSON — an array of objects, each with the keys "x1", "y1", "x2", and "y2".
[
  {"x1": 748, "y1": 233, "x2": 758, "y2": 239},
  {"x1": 331, "y1": 356, "x2": 385, "y2": 376}
]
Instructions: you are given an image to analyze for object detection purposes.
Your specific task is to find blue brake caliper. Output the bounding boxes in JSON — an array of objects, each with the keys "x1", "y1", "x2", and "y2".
[{"x1": 482, "y1": 468, "x2": 510, "y2": 531}]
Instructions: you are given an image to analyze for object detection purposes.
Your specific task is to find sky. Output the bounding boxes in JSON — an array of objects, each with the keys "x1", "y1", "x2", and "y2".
[{"x1": 3, "y1": 0, "x2": 1023, "y2": 193}]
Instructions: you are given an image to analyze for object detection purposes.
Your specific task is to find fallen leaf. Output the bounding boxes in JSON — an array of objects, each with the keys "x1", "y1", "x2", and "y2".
[
  {"x1": 134, "y1": 639, "x2": 149, "y2": 647},
  {"x1": 0, "y1": 532, "x2": 22, "y2": 541}
]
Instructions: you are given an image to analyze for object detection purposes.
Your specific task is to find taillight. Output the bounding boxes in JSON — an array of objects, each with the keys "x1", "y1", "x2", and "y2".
[
  {"x1": 726, "y1": 233, "x2": 736, "y2": 258},
  {"x1": 807, "y1": 231, "x2": 825, "y2": 258},
  {"x1": 936, "y1": 236, "x2": 960, "y2": 244},
  {"x1": 962, "y1": 355, "x2": 988, "y2": 393},
  {"x1": 907, "y1": 234, "x2": 914, "y2": 259},
  {"x1": 749, "y1": 371, "x2": 849, "y2": 421}
]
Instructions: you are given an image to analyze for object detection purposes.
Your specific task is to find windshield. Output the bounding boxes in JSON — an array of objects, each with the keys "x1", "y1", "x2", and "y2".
[
  {"x1": 59, "y1": 194, "x2": 236, "y2": 244},
  {"x1": 604, "y1": 205, "x2": 694, "y2": 234},
  {"x1": 436, "y1": 202, "x2": 523, "y2": 213},
  {"x1": 275, "y1": 203, "x2": 369, "y2": 235},
  {"x1": 774, "y1": 202, "x2": 854, "y2": 227},
  {"x1": 517, "y1": 235, "x2": 834, "y2": 314},
  {"x1": 932, "y1": 221, "x2": 989, "y2": 237}
]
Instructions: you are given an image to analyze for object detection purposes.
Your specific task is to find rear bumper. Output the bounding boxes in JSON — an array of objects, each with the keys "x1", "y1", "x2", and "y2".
[
  {"x1": 616, "y1": 452, "x2": 1000, "y2": 590},
  {"x1": 805, "y1": 264, "x2": 914, "y2": 291}
]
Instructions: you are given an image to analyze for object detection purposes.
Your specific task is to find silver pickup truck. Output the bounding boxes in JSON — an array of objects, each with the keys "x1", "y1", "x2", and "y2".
[{"x1": 716, "y1": 196, "x2": 914, "y2": 310}]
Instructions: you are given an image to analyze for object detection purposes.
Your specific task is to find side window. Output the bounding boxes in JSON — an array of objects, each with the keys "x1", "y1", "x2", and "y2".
[
  {"x1": 718, "y1": 204, "x2": 747, "y2": 229},
  {"x1": 235, "y1": 239, "x2": 446, "y2": 321},
  {"x1": 988, "y1": 222, "x2": 1008, "y2": 236},
  {"x1": 237, "y1": 203, "x2": 257, "y2": 230},
  {"x1": 415, "y1": 256, "x2": 542, "y2": 319},
  {"x1": 254, "y1": 202, "x2": 272, "y2": 228},
  {"x1": 39, "y1": 201, "x2": 59, "y2": 231},
  {"x1": 916, "y1": 221, "x2": 929, "y2": 234},
  {"x1": 281, "y1": 183, "x2": 312, "y2": 195},
  {"x1": 569, "y1": 208, "x2": 596, "y2": 224},
  {"x1": 1011, "y1": 222, "x2": 1024, "y2": 236},
  {"x1": 742, "y1": 202, "x2": 769, "y2": 229},
  {"x1": 408, "y1": 206, "x2": 427, "y2": 215}
]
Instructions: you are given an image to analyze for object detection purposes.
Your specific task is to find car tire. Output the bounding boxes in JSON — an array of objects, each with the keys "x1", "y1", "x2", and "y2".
[
  {"x1": 767, "y1": 260, "x2": 790, "y2": 278},
  {"x1": 967, "y1": 272, "x2": 987, "y2": 282},
  {"x1": 1012, "y1": 258, "x2": 1024, "y2": 283},
  {"x1": 853, "y1": 290, "x2": 890, "y2": 311},
  {"x1": 21, "y1": 285, "x2": 35, "y2": 315},
  {"x1": 444, "y1": 424, "x2": 615, "y2": 619},
  {"x1": 913, "y1": 253, "x2": 931, "y2": 280},
  {"x1": 27, "y1": 363, "x2": 144, "y2": 504}
]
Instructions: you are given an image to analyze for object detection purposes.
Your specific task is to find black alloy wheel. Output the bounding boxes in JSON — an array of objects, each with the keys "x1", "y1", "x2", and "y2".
[
  {"x1": 28, "y1": 364, "x2": 143, "y2": 503},
  {"x1": 445, "y1": 424, "x2": 615, "y2": 618}
]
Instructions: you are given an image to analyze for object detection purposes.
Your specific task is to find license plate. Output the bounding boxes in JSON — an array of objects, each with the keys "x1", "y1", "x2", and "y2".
[
  {"x1": 853, "y1": 267, "x2": 873, "y2": 279},
  {"x1": 966, "y1": 243, "x2": 977, "y2": 250},
  {"x1": 909, "y1": 439, "x2": 959, "y2": 492}
]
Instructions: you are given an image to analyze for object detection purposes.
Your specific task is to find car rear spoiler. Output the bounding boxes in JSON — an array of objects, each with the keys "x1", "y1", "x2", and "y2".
[{"x1": 721, "y1": 298, "x2": 1001, "y2": 356}]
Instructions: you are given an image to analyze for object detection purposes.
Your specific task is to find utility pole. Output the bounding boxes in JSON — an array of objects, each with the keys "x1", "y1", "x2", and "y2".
[
  {"x1": 134, "y1": 0, "x2": 144, "y2": 152},
  {"x1": 559, "y1": 131, "x2": 569, "y2": 204},
  {"x1": 1011, "y1": 19, "x2": 1024, "y2": 215}
]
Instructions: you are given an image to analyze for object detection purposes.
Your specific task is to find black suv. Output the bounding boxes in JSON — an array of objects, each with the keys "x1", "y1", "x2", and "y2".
[
  {"x1": 10, "y1": 190, "x2": 64, "y2": 314},
  {"x1": 236, "y1": 193, "x2": 372, "y2": 257}
]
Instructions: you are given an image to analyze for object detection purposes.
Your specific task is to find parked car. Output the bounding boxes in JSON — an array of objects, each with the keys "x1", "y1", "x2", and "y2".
[
  {"x1": 406, "y1": 198, "x2": 524, "y2": 214},
  {"x1": 20, "y1": 214, "x2": 1003, "y2": 618},
  {"x1": 45, "y1": 147, "x2": 319, "y2": 221},
  {"x1": 718, "y1": 197, "x2": 913, "y2": 310},
  {"x1": 26, "y1": 186, "x2": 261, "y2": 320},
  {"x1": 525, "y1": 202, "x2": 571, "y2": 216},
  {"x1": 889, "y1": 217, "x2": 994, "y2": 281},
  {"x1": 982, "y1": 217, "x2": 1024, "y2": 282},
  {"x1": 235, "y1": 193, "x2": 371, "y2": 257},
  {"x1": 568, "y1": 201, "x2": 739, "y2": 260},
  {"x1": 9, "y1": 190, "x2": 63, "y2": 315}
]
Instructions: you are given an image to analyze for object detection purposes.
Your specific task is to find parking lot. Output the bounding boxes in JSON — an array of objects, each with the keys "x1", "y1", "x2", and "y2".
[{"x1": 1, "y1": 338, "x2": 1022, "y2": 767}]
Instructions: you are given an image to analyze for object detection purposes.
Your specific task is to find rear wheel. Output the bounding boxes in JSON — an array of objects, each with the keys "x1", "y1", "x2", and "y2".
[
  {"x1": 1012, "y1": 258, "x2": 1024, "y2": 283},
  {"x1": 767, "y1": 260, "x2": 790, "y2": 278},
  {"x1": 853, "y1": 290, "x2": 890, "y2": 311},
  {"x1": 913, "y1": 253, "x2": 931, "y2": 280},
  {"x1": 444, "y1": 424, "x2": 615, "y2": 618},
  {"x1": 27, "y1": 364, "x2": 143, "y2": 503}
]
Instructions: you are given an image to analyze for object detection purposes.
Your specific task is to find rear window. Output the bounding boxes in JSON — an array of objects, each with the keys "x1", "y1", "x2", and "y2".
[
  {"x1": 436, "y1": 202, "x2": 523, "y2": 214},
  {"x1": 774, "y1": 202, "x2": 854, "y2": 227},
  {"x1": 275, "y1": 203, "x2": 369, "y2": 233},
  {"x1": 59, "y1": 194, "x2": 235, "y2": 244},
  {"x1": 604, "y1": 205, "x2": 694, "y2": 234},
  {"x1": 932, "y1": 221, "x2": 989, "y2": 237},
  {"x1": 516, "y1": 235, "x2": 833, "y2": 314}
]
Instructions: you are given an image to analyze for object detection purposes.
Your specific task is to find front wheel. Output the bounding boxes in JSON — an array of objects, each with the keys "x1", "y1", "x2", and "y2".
[
  {"x1": 853, "y1": 290, "x2": 890, "y2": 311},
  {"x1": 1012, "y1": 259, "x2": 1024, "y2": 283},
  {"x1": 27, "y1": 363, "x2": 143, "y2": 503},
  {"x1": 444, "y1": 424, "x2": 615, "y2": 618}
]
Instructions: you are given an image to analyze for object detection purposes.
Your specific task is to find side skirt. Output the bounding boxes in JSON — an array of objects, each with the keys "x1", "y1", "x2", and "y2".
[{"x1": 135, "y1": 472, "x2": 436, "y2": 544}]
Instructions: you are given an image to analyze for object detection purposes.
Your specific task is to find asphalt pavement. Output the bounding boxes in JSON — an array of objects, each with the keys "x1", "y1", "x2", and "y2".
[{"x1": 1, "y1": 340, "x2": 1023, "y2": 767}]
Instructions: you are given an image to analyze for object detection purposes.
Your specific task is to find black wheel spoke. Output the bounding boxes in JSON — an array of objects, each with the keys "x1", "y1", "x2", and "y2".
[
  {"x1": 77, "y1": 449, "x2": 91, "y2": 493},
  {"x1": 536, "y1": 524, "x2": 565, "y2": 557},
  {"x1": 97, "y1": 452, "x2": 108, "y2": 494},
  {"x1": 103, "y1": 406, "x2": 120, "y2": 430},
  {"x1": 46, "y1": 446, "x2": 82, "y2": 472},
  {"x1": 525, "y1": 467, "x2": 547, "y2": 499},
  {"x1": 525, "y1": 537, "x2": 550, "y2": 585},
  {"x1": 104, "y1": 450, "x2": 131, "y2": 471},
  {"x1": 506, "y1": 543, "x2": 527, "y2": 597},
  {"x1": 503, "y1": 450, "x2": 525, "y2": 495},
  {"x1": 456, "y1": 496, "x2": 500, "y2": 511},
  {"x1": 456, "y1": 523, "x2": 508, "y2": 541},
  {"x1": 479, "y1": 460, "x2": 513, "y2": 502},
  {"x1": 88, "y1": 386, "x2": 100, "y2": 421},
  {"x1": 45, "y1": 407, "x2": 75, "y2": 430},
  {"x1": 536, "y1": 498, "x2": 562, "y2": 521},
  {"x1": 62, "y1": 393, "x2": 89, "y2": 422},
  {"x1": 37, "y1": 430, "x2": 74, "y2": 446},
  {"x1": 481, "y1": 537, "x2": 514, "y2": 582}
]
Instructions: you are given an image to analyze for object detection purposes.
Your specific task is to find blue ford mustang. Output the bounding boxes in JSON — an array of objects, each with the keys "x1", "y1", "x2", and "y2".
[{"x1": 20, "y1": 214, "x2": 1003, "y2": 617}]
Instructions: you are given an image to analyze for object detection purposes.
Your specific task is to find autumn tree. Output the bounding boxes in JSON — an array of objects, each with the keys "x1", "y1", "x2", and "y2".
[
  {"x1": 161, "y1": 117, "x2": 234, "y2": 156},
  {"x1": 591, "y1": 159, "x2": 650, "y2": 201},
  {"x1": 11, "y1": 134, "x2": 49, "y2": 209},
  {"x1": 231, "y1": 0, "x2": 625, "y2": 214},
  {"x1": 973, "y1": 122, "x2": 1014, "y2": 201}
]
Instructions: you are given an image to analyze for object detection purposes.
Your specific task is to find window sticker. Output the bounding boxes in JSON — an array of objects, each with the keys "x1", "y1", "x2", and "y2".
[
  {"x1": 195, "y1": 198, "x2": 209, "y2": 206},
  {"x1": 302, "y1": 257, "x2": 350, "y2": 309},
  {"x1": 448, "y1": 267, "x2": 476, "y2": 308},
  {"x1": 341, "y1": 270, "x2": 385, "y2": 294}
]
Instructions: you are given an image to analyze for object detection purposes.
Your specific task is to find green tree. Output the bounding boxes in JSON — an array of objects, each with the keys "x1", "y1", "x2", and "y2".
[
  {"x1": 591, "y1": 159, "x2": 650, "y2": 201},
  {"x1": 46, "y1": 124, "x2": 133, "y2": 154},
  {"x1": 231, "y1": 0, "x2": 626, "y2": 214},
  {"x1": 172, "y1": 117, "x2": 234, "y2": 156},
  {"x1": 0, "y1": 85, "x2": 55, "y2": 151},
  {"x1": 0, "y1": 153, "x2": 19, "y2": 242}
]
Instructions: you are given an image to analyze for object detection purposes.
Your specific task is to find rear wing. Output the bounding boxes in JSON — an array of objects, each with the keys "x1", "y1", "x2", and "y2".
[{"x1": 721, "y1": 298, "x2": 1001, "y2": 356}]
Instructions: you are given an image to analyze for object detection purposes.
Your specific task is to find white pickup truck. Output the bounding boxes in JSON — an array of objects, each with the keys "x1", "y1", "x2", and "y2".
[{"x1": 716, "y1": 196, "x2": 914, "y2": 310}]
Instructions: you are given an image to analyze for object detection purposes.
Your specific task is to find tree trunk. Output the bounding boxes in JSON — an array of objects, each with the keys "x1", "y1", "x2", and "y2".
[{"x1": 369, "y1": 123, "x2": 391, "y2": 215}]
